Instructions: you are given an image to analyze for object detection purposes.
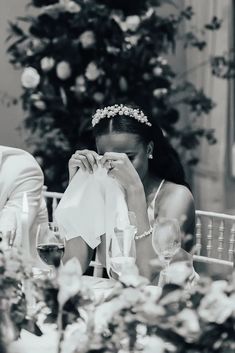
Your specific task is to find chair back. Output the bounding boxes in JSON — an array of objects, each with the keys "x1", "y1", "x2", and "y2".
[
  {"x1": 194, "y1": 210, "x2": 235, "y2": 278},
  {"x1": 43, "y1": 187, "x2": 63, "y2": 221},
  {"x1": 195, "y1": 210, "x2": 235, "y2": 261}
]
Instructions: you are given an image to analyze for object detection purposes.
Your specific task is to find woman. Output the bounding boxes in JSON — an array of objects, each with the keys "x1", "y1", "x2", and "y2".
[{"x1": 65, "y1": 104, "x2": 195, "y2": 278}]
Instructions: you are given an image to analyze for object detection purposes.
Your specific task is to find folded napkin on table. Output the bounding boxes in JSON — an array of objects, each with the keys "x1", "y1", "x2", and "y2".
[{"x1": 55, "y1": 165, "x2": 130, "y2": 275}]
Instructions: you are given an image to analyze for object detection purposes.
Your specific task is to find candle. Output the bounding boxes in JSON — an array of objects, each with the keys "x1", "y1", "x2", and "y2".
[
  {"x1": 21, "y1": 192, "x2": 35, "y2": 317},
  {"x1": 21, "y1": 192, "x2": 30, "y2": 261}
]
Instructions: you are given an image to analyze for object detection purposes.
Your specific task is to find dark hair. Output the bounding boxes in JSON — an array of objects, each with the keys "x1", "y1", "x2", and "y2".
[{"x1": 93, "y1": 110, "x2": 188, "y2": 188}]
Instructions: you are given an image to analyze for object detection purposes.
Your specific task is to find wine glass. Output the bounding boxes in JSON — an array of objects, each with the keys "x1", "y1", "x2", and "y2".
[
  {"x1": 109, "y1": 215, "x2": 136, "y2": 279},
  {"x1": 152, "y1": 218, "x2": 181, "y2": 282},
  {"x1": 36, "y1": 222, "x2": 65, "y2": 275}
]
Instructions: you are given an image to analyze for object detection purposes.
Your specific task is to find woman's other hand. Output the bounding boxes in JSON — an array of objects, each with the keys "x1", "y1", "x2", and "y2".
[
  {"x1": 68, "y1": 149, "x2": 99, "y2": 181},
  {"x1": 100, "y1": 152, "x2": 142, "y2": 191}
]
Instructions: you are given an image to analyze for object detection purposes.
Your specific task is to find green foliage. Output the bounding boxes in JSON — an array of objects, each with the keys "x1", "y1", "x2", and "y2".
[{"x1": 7, "y1": 0, "x2": 218, "y2": 190}]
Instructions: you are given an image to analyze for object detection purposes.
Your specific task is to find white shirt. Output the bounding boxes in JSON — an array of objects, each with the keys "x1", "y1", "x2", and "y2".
[{"x1": 0, "y1": 145, "x2": 48, "y2": 262}]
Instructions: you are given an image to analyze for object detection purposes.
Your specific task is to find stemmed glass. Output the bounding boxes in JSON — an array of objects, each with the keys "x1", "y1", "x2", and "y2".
[
  {"x1": 152, "y1": 218, "x2": 181, "y2": 282},
  {"x1": 109, "y1": 213, "x2": 137, "y2": 278},
  {"x1": 36, "y1": 222, "x2": 65, "y2": 275}
]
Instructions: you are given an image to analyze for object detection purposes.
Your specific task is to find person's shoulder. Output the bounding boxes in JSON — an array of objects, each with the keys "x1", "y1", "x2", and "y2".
[
  {"x1": 162, "y1": 181, "x2": 194, "y2": 204},
  {"x1": 4, "y1": 147, "x2": 43, "y2": 176}
]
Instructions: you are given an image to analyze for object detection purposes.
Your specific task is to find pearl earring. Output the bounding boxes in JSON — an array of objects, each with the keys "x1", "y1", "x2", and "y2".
[{"x1": 148, "y1": 154, "x2": 153, "y2": 159}]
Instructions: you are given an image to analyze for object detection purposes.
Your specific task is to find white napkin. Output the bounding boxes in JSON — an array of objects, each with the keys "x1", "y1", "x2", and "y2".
[{"x1": 54, "y1": 166, "x2": 130, "y2": 271}]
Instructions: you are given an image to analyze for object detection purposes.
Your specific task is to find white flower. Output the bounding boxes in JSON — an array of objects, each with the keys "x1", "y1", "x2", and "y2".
[
  {"x1": 40, "y1": 57, "x2": 55, "y2": 72},
  {"x1": 125, "y1": 35, "x2": 139, "y2": 46},
  {"x1": 56, "y1": 61, "x2": 72, "y2": 80},
  {"x1": 62, "y1": 321, "x2": 89, "y2": 353},
  {"x1": 66, "y1": 1, "x2": 81, "y2": 13},
  {"x1": 174, "y1": 308, "x2": 200, "y2": 342},
  {"x1": 161, "y1": 58, "x2": 168, "y2": 65},
  {"x1": 73, "y1": 85, "x2": 86, "y2": 95},
  {"x1": 21, "y1": 67, "x2": 40, "y2": 89},
  {"x1": 167, "y1": 261, "x2": 193, "y2": 286},
  {"x1": 60, "y1": 0, "x2": 81, "y2": 13},
  {"x1": 33, "y1": 100, "x2": 46, "y2": 110},
  {"x1": 75, "y1": 75, "x2": 86, "y2": 86},
  {"x1": 32, "y1": 38, "x2": 45, "y2": 50},
  {"x1": 153, "y1": 88, "x2": 168, "y2": 98},
  {"x1": 85, "y1": 62, "x2": 102, "y2": 81},
  {"x1": 126, "y1": 15, "x2": 141, "y2": 31},
  {"x1": 31, "y1": 93, "x2": 46, "y2": 110},
  {"x1": 57, "y1": 257, "x2": 82, "y2": 307},
  {"x1": 153, "y1": 67, "x2": 163, "y2": 76},
  {"x1": 93, "y1": 92, "x2": 105, "y2": 103},
  {"x1": 141, "y1": 336, "x2": 165, "y2": 353},
  {"x1": 157, "y1": 56, "x2": 167, "y2": 65},
  {"x1": 198, "y1": 287, "x2": 235, "y2": 324},
  {"x1": 79, "y1": 31, "x2": 96, "y2": 49},
  {"x1": 119, "y1": 77, "x2": 128, "y2": 92}
]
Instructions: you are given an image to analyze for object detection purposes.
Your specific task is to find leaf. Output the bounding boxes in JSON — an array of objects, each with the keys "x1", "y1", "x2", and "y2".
[
  {"x1": 44, "y1": 312, "x2": 58, "y2": 323},
  {"x1": 21, "y1": 318, "x2": 43, "y2": 336},
  {"x1": 8, "y1": 21, "x2": 24, "y2": 37},
  {"x1": 17, "y1": 16, "x2": 36, "y2": 23},
  {"x1": 180, "y1": 6, "x2": 194, "y2": 20},
  {"x1": 205, "y1": 16, "x2": 222, "y2": 31}
]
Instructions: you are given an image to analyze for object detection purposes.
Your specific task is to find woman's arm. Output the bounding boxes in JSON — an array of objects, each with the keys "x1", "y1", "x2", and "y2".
[
  {"x1": 157, "y1": 184, "x2": 195, "y2": 251},
  {"x1": 130, "y1": 184, "x2": 195, "y2": 279},
  {"x1": 63, "y1": 237, "x2": 94, "y2": 274},
  {"x1": 125, "y1": 185, "x2": 156, "y2": 278}
]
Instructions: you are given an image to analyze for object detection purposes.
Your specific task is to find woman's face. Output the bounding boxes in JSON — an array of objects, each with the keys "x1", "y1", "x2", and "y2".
[{"x1": 96, "y1": 132, "x2": 151, "y2": 180}]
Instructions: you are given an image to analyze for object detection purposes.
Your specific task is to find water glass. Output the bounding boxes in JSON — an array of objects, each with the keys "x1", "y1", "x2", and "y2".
[
  {"x1": 152, "y1": 218, "x2": 181, "y2": 282},
  {"x1": 109, "y1": 223, "x2": 136, "y2": 278}
]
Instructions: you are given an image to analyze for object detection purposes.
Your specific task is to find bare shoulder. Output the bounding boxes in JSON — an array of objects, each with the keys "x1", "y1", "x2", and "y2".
[
  {"x1": 154, "y1": 181, "x2": 195, "y2": 249},
  {"x1": 162, "y1": 181, "x2": 194, "y2": 204},
  {"x1": 155, "y1": 181, "x2": 195, "y2": 228}
]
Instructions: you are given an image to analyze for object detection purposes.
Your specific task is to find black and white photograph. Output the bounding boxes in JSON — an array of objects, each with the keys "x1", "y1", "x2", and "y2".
[{"x1": 0, "y1": 1, "x2": 235, "y2": 352}]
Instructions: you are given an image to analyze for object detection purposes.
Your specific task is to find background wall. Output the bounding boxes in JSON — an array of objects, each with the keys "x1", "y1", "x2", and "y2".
[
  {"x1": 184, "y1": 0, "x2": 235, "y2": 213},
  {"x1": 0, "y1": 0, "x2": 28, "y2": 149}
]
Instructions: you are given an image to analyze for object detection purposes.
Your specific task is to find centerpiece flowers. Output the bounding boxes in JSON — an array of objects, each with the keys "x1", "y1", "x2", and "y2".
[
  {"x1": 0, "y1": 245, "x2": 41, "y2": 351},
  {"x1": 33, "y1": 259, "x2": 235, "y2": 353},
  {"x1": 1, "y1": 244, "x2": 235, "y2": 353}
]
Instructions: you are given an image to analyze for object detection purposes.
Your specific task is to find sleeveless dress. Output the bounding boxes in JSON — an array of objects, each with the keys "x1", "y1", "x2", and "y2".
[{"x1": 147, "y1": 179, "x2": 165, "y2": 226}]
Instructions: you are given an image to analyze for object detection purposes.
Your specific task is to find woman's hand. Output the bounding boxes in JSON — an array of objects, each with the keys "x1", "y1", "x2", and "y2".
[
  {"x1": 68, "y1": 149, "x2": 99, "y2": 181},
  {"x1": 100, "y1": 152, "x2": 142, "y2": 191}
]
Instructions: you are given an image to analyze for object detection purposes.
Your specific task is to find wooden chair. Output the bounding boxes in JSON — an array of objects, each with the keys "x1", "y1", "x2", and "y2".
[
  {"x1": 43, "y1": 187, "x2": 103, "y2": 277},
  {"x1": 194, "y1": 210, "x2": 235, "y2": 277}
]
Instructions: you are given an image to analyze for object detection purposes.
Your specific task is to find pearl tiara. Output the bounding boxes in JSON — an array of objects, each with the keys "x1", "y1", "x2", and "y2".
[{"x1": 92, "y1": 104, "x2": 152, "y2": 127}]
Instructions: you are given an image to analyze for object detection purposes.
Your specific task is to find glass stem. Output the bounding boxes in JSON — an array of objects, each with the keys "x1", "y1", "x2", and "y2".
[{"x1": 164, "y1": 260, "x2": 170, "y2": 284}]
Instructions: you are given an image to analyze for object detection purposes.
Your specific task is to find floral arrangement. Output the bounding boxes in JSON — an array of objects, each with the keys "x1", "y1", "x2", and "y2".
[
  {"x1": 1, "y1": 245, "x2": 235, "y2": 353},
  {"x1": 31, "y1": 259, "x2": 235, "y2": 353},
  {"x1": 0, "y1": 245, "x2": 41, "y2": 351},
  {"x1": 6, "y1": 0, "x2": 221, "y2": 190}
]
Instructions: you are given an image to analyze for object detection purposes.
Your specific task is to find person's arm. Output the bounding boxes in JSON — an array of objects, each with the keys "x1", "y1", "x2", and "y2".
[
  {"x1": 157, "y1": 184, "x2": 196, "y2": 250},
  {"x1": 135, "y1": 184, "x2": 195, "y2": 278},
  {"x1": 63, "y1": 237, "x2": 94, "y2": 273},
  {"x1": 0, "y1": 152, "x2": 45, "y2": 233}
]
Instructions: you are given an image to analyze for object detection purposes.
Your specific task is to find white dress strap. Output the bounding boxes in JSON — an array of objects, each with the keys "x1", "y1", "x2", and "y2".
[
  {"x1": 152, "y1": 179, "x2": 165, "y2": 207},
  {"x1": 147, "y1": 179, "x2": 165, "y2": 226}
]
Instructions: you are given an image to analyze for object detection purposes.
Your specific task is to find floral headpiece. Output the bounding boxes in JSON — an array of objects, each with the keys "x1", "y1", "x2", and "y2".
[{"x1": 92, "y1": 104, "x2": 152, "y2": 127}]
